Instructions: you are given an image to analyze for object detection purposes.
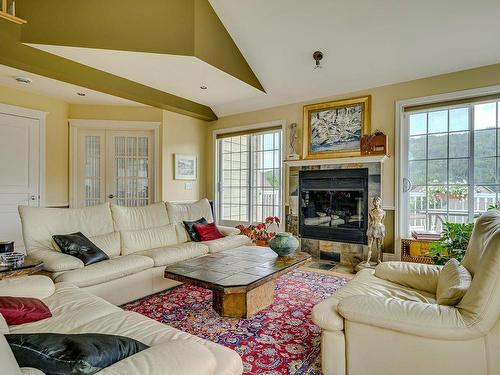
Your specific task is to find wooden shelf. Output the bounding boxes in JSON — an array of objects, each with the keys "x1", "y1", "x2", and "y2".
[
  {"x1": 285, "y1": 154, "x2": 388, "y2": 167},
  {"x1": 0, "y1": 10, "x2": 26, "y2": 24},
  {"x1": 1, "y1": 0, "x2": 26, "y2": 25}
]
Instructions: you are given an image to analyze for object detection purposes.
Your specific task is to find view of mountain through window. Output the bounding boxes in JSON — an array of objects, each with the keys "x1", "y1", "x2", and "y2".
[{"x1": 404, "y1": 99, "x2": 499, "y2": 234}]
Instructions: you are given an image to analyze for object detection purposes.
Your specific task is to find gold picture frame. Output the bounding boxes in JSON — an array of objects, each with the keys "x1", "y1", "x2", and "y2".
[{"x1": 302, "y1": 95, "x2": 371, "y2": 159}]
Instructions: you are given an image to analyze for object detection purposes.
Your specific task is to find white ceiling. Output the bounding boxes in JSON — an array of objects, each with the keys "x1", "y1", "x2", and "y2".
[
  {"x1": 21, "y1": 0, "x2": 500, "y2": 116},
  {"x1": 0, "y1": 65, "x2": 142, "y2": 106},
  {"x1": 27, "y1": 44, "x2": 264, "y2": 115},
  {"x1": 208, "y1": 0, "x2": 500, "y2": 116}
]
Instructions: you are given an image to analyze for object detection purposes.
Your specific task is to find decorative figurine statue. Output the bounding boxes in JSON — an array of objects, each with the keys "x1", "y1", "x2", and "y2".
[
  {"x1": 356, "y1": 196, "x2": 386, "y2": 271},
  {"x1": 287, "y1": 123, "x2": 299, "y2": 160}
]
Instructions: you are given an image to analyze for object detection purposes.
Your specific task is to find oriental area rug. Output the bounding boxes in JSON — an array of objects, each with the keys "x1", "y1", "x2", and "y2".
[{"x1": 122, "y1": 269, "x2": 349, "y2": 374}]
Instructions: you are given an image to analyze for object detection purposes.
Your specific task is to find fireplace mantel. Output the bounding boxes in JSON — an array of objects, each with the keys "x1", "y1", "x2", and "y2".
[{"x1": 285, "y1": 154, "x2": 388, "y2": 167}]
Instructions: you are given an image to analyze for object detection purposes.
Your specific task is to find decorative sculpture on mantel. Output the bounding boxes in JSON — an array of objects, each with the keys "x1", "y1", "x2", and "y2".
[
  {"x1": 287, "y1": 122, "x2": 300, "y2": 160},
  {"x1": 356, "y1": 196, "x2": 386, "y2": 271}
]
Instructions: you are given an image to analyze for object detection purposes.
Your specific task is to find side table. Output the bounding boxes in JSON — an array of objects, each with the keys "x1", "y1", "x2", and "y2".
[
  {"x1": 401, "y1": 238, "x2": 434, "y2": 264},
  {"x1": 0, "y1": 260, "x2": 44, "y2": 280}
]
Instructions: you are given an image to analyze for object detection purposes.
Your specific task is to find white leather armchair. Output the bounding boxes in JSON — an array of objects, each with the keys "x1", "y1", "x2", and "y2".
[{"x1": 312, "y1": 210, "x2": 500, "y2": 375}]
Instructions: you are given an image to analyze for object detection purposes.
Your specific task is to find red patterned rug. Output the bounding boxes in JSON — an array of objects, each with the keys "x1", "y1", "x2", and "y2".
[{"x1": 122, "y1": 270, "x2": 349, "y2": 374}]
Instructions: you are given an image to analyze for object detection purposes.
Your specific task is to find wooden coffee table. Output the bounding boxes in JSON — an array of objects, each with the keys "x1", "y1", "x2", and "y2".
[
  {"x1": 0, "y1": 259, "x2": 43, "y2": 280},
  {"x1": 164, "y1": 246, "x2": 311, "y2": 318}
]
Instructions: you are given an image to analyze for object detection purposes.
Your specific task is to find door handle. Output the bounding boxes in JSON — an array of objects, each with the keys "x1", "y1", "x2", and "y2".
[
  {"x1": 107, "y1": 194, "x2": 115, "y2": 199},
  {"x1": 30, "y1": 195, "x2": 37, "y2": 201}
]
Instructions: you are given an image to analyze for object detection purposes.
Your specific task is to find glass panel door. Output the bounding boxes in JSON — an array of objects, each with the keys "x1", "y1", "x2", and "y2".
[
  {"x1": 107, "y1": 131, "x2": 152, "y2": 207},
  {"x1": 77, "y1": 130, "x2": 106, "y2": 207}
]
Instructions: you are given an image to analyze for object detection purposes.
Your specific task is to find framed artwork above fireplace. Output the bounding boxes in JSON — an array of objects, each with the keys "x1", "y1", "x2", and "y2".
[{"x1": 302, "y1": 96, "x2": 371, "y2": 159}]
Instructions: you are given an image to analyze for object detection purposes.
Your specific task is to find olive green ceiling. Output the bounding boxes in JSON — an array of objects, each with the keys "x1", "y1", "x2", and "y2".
[{"x1": 0, "y1": 0, "x2": 265, "y2": 120}]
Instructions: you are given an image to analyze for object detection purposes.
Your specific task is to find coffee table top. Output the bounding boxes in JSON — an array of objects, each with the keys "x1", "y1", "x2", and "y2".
[{"x1": 164, "y1": 246, "x2": 310, "y2": 292}]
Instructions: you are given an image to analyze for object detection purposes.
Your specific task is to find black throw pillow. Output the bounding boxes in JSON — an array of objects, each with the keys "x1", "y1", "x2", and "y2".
[
  {"x1": 6, "y1": 333, "x2": 148, "y2": 375},
  {"x1": 183, "y1": 217, "x2": 208, "y2": 241},
  {"x1": 52, "y1": 232, "x2": 109, "y2": 266}
]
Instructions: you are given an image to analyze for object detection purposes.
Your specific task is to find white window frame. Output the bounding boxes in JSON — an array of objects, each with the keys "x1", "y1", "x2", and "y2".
[
  {"x1": 213, "y1": 120, "x2": 286, "y2": 227},
  {"x1": 69, "y1": 119, "x2": 161, "y2": 208},
  {"x1": 395, "y1": 84, "x2": 500, "y2": 259}
]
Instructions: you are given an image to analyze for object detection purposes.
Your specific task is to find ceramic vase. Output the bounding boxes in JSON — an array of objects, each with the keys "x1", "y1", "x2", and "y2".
[{"x1": 268, "y1": 232, "x2": 299, "y2": 256}]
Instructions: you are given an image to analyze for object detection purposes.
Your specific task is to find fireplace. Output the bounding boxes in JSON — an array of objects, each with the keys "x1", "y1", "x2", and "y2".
[{"x1": 299, "y1": 168, "x2": 368, "y2": 245}]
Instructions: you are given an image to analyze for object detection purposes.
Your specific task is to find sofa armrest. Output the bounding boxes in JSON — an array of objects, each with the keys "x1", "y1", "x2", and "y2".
[
  {"x1": 26, "y1": 247, "x2": 84, "y2": 273},
  {"x1": 0, "y1": 275, "x2": 55, "y2": 299},
  {"x1": 374, "y1": 261, "x2": 442, "y2": 294},
  {"x1": 217, "y1": 225, "x2": 241, "y2": 237},
  {"x1": 96, "y1": 341, "x2": 217, "y2": 375},
  {"x1": 338, "y1": 295, "x2": 476, "y2": 340}
]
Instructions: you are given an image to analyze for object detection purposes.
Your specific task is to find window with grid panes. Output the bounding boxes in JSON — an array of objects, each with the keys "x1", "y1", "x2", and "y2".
[
  {"x1": 217, "y1": 129, "x2": 282, "y2": 225},
  {"x1": 403, "y1": 99, "x2": 500, "y2": 234}
]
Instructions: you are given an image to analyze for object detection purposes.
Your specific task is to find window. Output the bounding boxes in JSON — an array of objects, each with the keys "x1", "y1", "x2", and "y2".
[
  {"x1": 217, "y1": 128, "x2": 282, "y2": 225},
  {"x1": 402, "y1": 99, "x2": 500, "y2": 234}
]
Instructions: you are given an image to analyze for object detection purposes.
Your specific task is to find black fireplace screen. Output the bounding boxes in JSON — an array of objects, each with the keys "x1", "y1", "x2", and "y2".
[{"x1": 299, "y1": 169, "x2": 368, "y2": 244}]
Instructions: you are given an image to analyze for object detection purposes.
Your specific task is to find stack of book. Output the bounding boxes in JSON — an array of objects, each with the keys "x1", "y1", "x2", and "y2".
[{"x1": 411, "y1": 231, "x2": 441, "y2": 241}]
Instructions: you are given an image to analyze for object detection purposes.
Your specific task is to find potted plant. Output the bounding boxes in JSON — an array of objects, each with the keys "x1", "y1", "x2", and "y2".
[
  {"x1": 236, "y1": 216, "x2": 280, "y2": 246},
  {"x1": 426, "y1": 222, "x2": 474, "y2": 265}
]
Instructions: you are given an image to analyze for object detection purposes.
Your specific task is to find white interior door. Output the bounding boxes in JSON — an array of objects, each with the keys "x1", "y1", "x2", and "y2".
[
  {"x1": 74, "y1": 129, "x2": 153, "y2": 207},
  {"x1": 106, "y1": 131, "x2": 153, "y2": 207},
  {"x1": 0, "y1": 113, "x2": 40, "y2": 252}
]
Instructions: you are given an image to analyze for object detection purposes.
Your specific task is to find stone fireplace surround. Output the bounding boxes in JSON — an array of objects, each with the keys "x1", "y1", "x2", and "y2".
[{"x1": 285, "y1": 155, "x2": 388, "y2": 273}]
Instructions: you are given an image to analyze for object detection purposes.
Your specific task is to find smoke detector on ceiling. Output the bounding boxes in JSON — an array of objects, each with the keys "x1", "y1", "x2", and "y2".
[
  {"x1": 313, "y1": 51, "x2": 324, "y2": 70},
  {"x1": 14, "y1": 76, "x2": 33, "y2": 84}
]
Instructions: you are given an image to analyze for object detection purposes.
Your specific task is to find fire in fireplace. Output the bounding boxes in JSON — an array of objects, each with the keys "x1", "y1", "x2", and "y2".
[{"x1": 299, "y1": 168, "x2": 369, "y2": 244}]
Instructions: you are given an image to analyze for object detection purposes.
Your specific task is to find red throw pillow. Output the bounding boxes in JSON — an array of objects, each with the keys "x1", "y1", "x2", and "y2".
[
  {"x1": 0, "y1": 296, "x2": 52, "y2": 325},
  {"x1": 193, "y1": 222, "x2": 225, "y2": 241}
]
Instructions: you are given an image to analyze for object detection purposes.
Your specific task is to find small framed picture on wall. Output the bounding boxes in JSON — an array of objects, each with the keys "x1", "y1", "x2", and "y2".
[{"x1": 174, "y1": 154, "x2": 197, "y2": 180}]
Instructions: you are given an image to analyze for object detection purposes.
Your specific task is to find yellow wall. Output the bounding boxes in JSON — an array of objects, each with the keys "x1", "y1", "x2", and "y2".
[
  {"x1": 0, "y1": 85, "x2": 69, "y2": 206},
  {"x1": 162, "y1": 110, "x2": 207, "y2": 201},
  {"x1": 207, "y1": 62, "x2": 500, "y2": 208},
  {"x1": 68, "y1": 104, "x2": 162, "y2": 122}
]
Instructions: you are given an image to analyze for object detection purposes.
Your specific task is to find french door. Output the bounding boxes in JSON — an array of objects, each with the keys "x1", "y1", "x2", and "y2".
[{"x1": 75, "y1": 129, "x2": 153, "y2": 207}]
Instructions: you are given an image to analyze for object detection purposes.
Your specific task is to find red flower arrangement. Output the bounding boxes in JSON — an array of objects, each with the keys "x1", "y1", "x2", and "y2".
[{"x1": 236, "y1": 216, "x2": 280, "y2": 246}]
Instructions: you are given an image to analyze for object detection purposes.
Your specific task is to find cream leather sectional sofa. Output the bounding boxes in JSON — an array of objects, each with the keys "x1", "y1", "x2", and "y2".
[
  {"x1": 1, "y1": 275, "x2": 243, "y2": 375},
  {"x1": 18, "y1": 199, "x2": 251, "y2": 305}
]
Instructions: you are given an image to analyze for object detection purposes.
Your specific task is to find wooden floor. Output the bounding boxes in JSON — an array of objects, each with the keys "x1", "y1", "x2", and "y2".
[{"x1": 300, "y1": 265, "x2": 354, "y2": 279}]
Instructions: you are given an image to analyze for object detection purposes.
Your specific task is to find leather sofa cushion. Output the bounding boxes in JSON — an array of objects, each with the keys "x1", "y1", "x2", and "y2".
[
  {"x1": 7, "y1": 333, "x2": 148, "y2": 375},
  {"x1": 201, "y1": 234, "x2": 251, "y2": 253},
  {"x1": 436, "y1": 258, "x2": 472, "y2": 305},
  {"x1": 9, "y1": 283, "x2": 121, "y2": 335},
  {"x1": 0, "y1": 297, "x2": 52, "y2": 325},
  {"x1": 52, "y1": 232, "x2": 109, "y2": 266},
  {"x1": 194, "y1": 222, "x2": 225, "y2": 241},
  {"x1": 0, "y1": 276, "x2": 55, "y2": 300},
  {"x1": 183, "y1": 217, "x2": 208, "y2": 241},
  {"x1": 19, "y1": 203, "x2": 115, "y2": 251},
  {"x1": 52, "y1": 232, "x2": 121, "y2": 259},
  {"x1": 111, "y1": 203, "x2": 170, "y2": 231},
  {"x1": 96, "y1": 340, "x2": 216, "y2": 375},
  {"x1": 166, "y1": 198, "x2": 214, "y2": 224},
  {"x1": 312, "y1": 269, "x2": 437, "y2": 331},
  {"x1": 137, "y1": 242, "x2": 209, "y2": 267},
  {"x1": 0, "y1": 335, "x2": 22, "y2": 375},
  {"x1": 69, "y1": 311, "x2": 243, "y2": 375},
  {"x1": 121, "y1": 225, "x2": 178, "y2": 256},
  {"x1": 54, "y1": 255, "x2": 154, "y2": 288},
  {"x1": 0, "y1": 313, "x2": 9, "y2": 334}
]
